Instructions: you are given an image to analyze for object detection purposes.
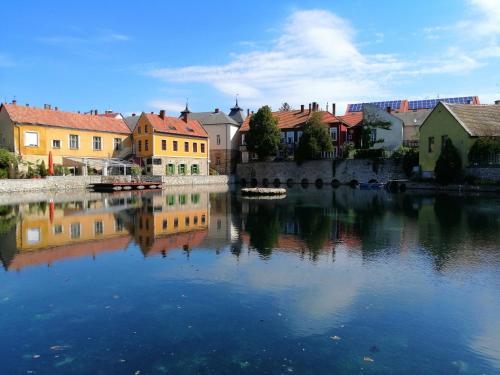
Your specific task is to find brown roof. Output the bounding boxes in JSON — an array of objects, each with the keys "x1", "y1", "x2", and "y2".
[
  {"x1": 1, "y1": 104, "x2": 131, "y2": 134},
  {"x1": 443, "y1": 103, "x2": 500, "y2": 137},
  {"x1": 240, "y1": 110, "x2": 340, "y2": 132},
  {"x1": 337, "y1": 112, "x2": 363, "y2": 127},
  {"x1": 144, "y1": 113, "x2": 208, "y2": 138}
]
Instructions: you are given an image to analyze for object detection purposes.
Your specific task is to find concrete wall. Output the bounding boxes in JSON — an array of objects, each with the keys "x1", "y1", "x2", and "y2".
[
  {"x1": 0, "y1": 176, "x2": 103, "y2": 193},
  {"x1": 161, "y1": 175, "x2": 233, "y2": 186},
  {"x1": 236, "y1": 159, "x2": 405, "y2": 185}
]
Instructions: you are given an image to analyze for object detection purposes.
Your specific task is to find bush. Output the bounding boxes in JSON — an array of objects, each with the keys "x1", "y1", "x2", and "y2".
[
  {"x1": 354, "y1": 148, "x2": 385, "y2": 159},
  {"x1": 130, "y1": 164, "x2": 142, "y2": 176},
  {"x1": 0, "y1": 168, "x2": 7, "y2": 179},
  {"x1": 435, "y1": 140, "x2": 462, "y2": 185},
  {"x1": 38, "y1": 160, "x2": 48, "y2": 177},
  {"x1": 468, "y1": 137, "x2": 500, "y2": 165},
  {"x1": 392, "y1": 146, "x2": 419, "y2": 177}
]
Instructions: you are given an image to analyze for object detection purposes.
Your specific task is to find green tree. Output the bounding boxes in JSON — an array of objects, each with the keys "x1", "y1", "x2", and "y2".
[
  {"x1": 435, "y1": 140, "x2": 462, "y2": 184},
  {"x1": 279, "y1": 102, "x2": 292, "y2": 111},
  {"x1": 360, "y1": 111, "x2": 392, "y2": 149},
  {"x1": 0, "y1": 148, "x2": 16, "y2": 179},
  {"x1": 245, "y1": 105, "x2": 281, "y2": 161},
  {"x1": 38, "y1": 160, "x2": 48, "y2": 177},
  {"x1": 295, "y1": 112, "x2": 333, "y2": 164}
]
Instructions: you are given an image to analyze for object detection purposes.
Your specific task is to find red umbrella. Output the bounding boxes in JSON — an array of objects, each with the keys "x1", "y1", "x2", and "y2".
[
  {"x1": 49, "y1": 200, "x2": 55, "y2": 224},
  {"x1": 48, "y1": 151, "x2": 54, "y2": 176}
]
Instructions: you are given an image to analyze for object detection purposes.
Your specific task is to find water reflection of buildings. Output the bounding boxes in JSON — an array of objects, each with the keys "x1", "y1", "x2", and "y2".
[{"x1": 0, "y1": 191, "x2": 212, "y2": 271}]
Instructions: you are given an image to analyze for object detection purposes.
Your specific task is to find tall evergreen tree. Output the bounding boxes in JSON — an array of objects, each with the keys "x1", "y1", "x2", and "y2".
[
  {"x1": 245, "y1": 106, "x2": 281, "y2": 161},
  {"x1": 435, "y1": 140, "x2": 462, "y2": 184},
  {"x1": 295, "y1": 112, "x2": 333, "y2": 164}
]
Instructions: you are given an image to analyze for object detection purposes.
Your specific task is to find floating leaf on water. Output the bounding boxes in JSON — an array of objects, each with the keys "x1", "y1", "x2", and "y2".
[
  {"x1": 363, "y1": 356, "x2": 374, "y2": 363},
  {"x1": 32, "y1": 355, "x2": 40, "y2": 359},
  {"x1": 330, "y1": 336, "x2": 341, "y2": 341},
  {"x1": 240, "y1": 361, "x2": 250, "y2": 368}
]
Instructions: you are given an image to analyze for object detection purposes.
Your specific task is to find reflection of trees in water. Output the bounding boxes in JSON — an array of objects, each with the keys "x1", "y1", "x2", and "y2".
[
  {"x1": 245, "y1": 202, "x2": 281, "y2": 258},
  {"x1": 294, "y1": 206, "x2": 332, "y2": 256},
  {"x1": 0, "y1": 204, "x2": 19, "y2": 270}
]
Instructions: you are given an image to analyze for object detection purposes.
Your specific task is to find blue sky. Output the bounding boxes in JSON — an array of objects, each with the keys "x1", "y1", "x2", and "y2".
[{"x1": 1, "y1": 0, "x2": 499, "y2": 115}]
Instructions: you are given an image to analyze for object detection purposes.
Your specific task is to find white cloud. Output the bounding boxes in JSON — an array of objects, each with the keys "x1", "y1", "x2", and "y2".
[
  {"x1": 147, "y1": 100, "x2": 185, "y2": 114},
  {"x1": 147, "y1": 9, "x2": 406, "y2": 110},
  {"x1": 470, "y1": 0, "x2": 500, "y2": 35},
  {"x1": 38, "y1": 29, "x2": 130, "y2": 45}
]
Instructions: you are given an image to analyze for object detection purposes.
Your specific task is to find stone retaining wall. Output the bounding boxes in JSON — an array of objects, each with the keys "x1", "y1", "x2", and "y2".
[
  {"x1": 465, "y1": 166, "x2": 500, "y2": 181},
  {"x1": 0, "y1": 175, "x2": 233, "y2": 194},
  {"x1": 236, "y1": 159, "x2": 405, "y2": 185}
]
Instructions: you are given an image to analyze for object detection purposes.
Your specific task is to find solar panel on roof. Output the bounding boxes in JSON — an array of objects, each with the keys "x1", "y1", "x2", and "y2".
[{"x1": 408, "y1": 96, "x2": 474, "y2": 110}]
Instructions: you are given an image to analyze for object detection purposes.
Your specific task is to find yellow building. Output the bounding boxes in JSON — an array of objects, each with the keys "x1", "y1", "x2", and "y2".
[
  {"x1": 0, "y1": 102, "x2": 132, "y2": 175},
  {"x1": 133, "y1": 109, "x2": 209, "y2": 176}
]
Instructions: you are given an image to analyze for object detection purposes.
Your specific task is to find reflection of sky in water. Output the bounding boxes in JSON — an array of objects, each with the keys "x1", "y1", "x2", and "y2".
[{"x1": 0, "y1": 189, "x2": 499, "y2": 374}]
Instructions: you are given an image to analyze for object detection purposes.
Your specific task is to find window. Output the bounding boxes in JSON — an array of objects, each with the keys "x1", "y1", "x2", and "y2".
[
  {"x1": 330, "y1": 127, "x2": 338, "y2": 141},
  {"x1": 441, "y1": 135, "x2": 449, "y2": 148},
  {"x1": 24, "y1": 132, "x2": 39, "y2": 147},
  {"x1": 179, "y1": 194, "x2": 187, "y2": 204},
  {"x1": 191, "y1": 193, "x2": 200, "y2": 203},
  {"x1": 114, "y1": 138, "x2": 122, "y2": 151},
  {"x1": 167, "y1": 195, "x2": 176, "y2": 205},
  {"x1": 93, "y1": 136, "x2": 102, "y2": 151},
  {"x1": 53, "y1": 224, "x2": 63, "y2": 234},
  {"x1": 70, "y1": 223, "x2": 81, "y2": 238},
  {"x1": 162, "y1": 139, "x2": 167, "y2": 150},
  {"x1": 163, "y1": 219, "x2": 168, "y2": 230},
  {"x1": 191, "y1": 164, "x2": 199, "y2": 175},
  {"x1": 52, "y1": 139, "x2": 61, "y2": 149},
  {"x1": 184, "y1": 142, "x2": 189, "y2": 152},
  {"x1": 201, "y1": 143, "x2": 205, "y2": 153},
  {"x1": 174, "y1": 217, "x2": 179, "y2": 228},
  {"x1": 94, "y1": 220, "x2": 104, "y2": 235},
  {"x1": 115, "y1": 218, "x2": 124, "y2": 232},
  {"x1": 27, "y1": 228, "x2": 40, "y2": 244},
  {"x1": 194, "y1": 216, "x2": 198, "y2": 225},
  {"x1": 138, "y1": 140, "x2": 142, "y2": 152},
  {"x1": 69, "y1": 134, "x2": 79, "y2": 149},
  {"x1": 185, "y1": 216, "x2": 190, "y2": 226},
  {"x1": 216, "y1": 157, "x2": 221, "y2": 165},
  {"x1": 167, "y1": 164, "x2": 175, "y2": 176},
  {"x1": 178, "y1": 164, "x2": 186, "y2": 175},
  {"x1": 173, "y1": 141, "x2": 178, "y2": 151},
  {"x1": 193, "y1": 142, "x2": 197, "y2": 152},
  {"x1": 145, "y1": 125, "x2": 148, "y2": 133},
  {"x1": 153, "y1": 158, "x2": 162, "y2": 165},
  {"x1": 428, "y1": 137, "x2": 435, "y2": 153},
  {"x1": 146, "y1": 158, "x2": 152, "y2": 165},
  {"x1": 216, "y1": 134, "x2": 221, "y2": 145},
  {"x1": 201, "y1": 214, "x2": 206, "y2": 224},
  {"x1": 370, "y1": 129, "x2": 377, "y2": 144},
  {"x1": 145, "y1": 140, "x2": 149, "y2": 151}
]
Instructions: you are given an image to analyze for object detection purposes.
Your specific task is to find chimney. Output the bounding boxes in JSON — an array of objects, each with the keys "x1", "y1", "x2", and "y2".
[
  {"x1": 386, "y1": 106, "x2": 391, "y2": 113},
  {"x1": 300, "y1": 104, "x2": 304, "y2": 112},
  {"x1": 215, "y1": 108, "x2": 219, "y2": 113},
  {"x1": 132, "y1": 113, "x2": 136, "y2": 117},
  {"x1": 247, "y1": 109, "x2": 250, "y2": 116},
  {"x1": 308, "y1": 103, "x2": 312, "y2": 113},
  {"x1": 495, "y1": 100, "x2": 500, "y2": 105},
  {"x1": 331, "y1": 103, "x2": 336, "y2": 115},
  {"x1": 94, "y1": 109, "x2": 98, "y2": 115},
  {"x1": 44, "y1": 104, "x2": 51, "y2": 110},
  {"x1": 12, "y1": 100, "x2": 17, "y2": 105},
  {"x1": 55, "y1": 106, "x2": 58, "y2": 111},
  {"x1": 25, "y1": 103, "x2": 29, "y2": 107},
  {"x1": 159, "y1": 109, "x2": 166, "y2": 119}
]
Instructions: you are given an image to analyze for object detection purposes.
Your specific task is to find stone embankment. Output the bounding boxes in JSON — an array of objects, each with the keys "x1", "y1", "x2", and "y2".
[{"x1": 0, "y1": 175, "x2": 233, "y2": 194}]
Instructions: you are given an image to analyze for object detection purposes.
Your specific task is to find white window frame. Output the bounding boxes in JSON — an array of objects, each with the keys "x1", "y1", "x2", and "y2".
[
  {"x1": 216, "y1": 134, "x2": 221, "y2": 145},
  {"x1": 52, "y1": 139, "x2": 61, "y2": 149},
  {"x1": 26, "y1": 227, "x2": 41, "y2": 244},
  {"x1": 53, "y1": 224, "x2": 64, "y2": 235},
  {"x1": 114, "y1": 138, "x2": 122, "y2": 151},
  {"x1": 24, "y1": 131, "x2": 39, "y2": 147},
  {"x1": 69, "y1": 134, "x2": 80, "y2": 150},
  {"x1": 94, "y1": 220, "x2": 104, "y2": 235},
  {"x1": 330, "y1": 127, "x2": 338, "y2": 142},
  {"x1": 93, "y1": 136, "x2": 102, "y2": 151},
  {"x1": 70, "y1": 223, "x2": 81, "y2": 238}
]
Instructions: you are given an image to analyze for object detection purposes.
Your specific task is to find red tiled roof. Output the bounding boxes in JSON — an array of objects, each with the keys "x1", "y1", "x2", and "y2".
[
  {"x1": 8, "y1": 236, "x2": 132, "y2": 271},
  {"x1": 1, "y1": 104, "x2": 131, "y2": 134},
  {"x1": 337, "y1": 112, "x2": 363, "y2": 127},
  {"x1": 240, "y1": 110, "x2": 340, "y2": 132},
  {"x1": 144, "y1": 113, "x2": 208, "y2": 138},
  {"x1": 142, "y1": 230, "x2": 208, "y2": 255}
]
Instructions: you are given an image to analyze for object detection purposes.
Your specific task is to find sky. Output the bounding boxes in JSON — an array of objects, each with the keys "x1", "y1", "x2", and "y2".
[{"x1": 0, "y1": 0, "x2": 499, "y2": 116}]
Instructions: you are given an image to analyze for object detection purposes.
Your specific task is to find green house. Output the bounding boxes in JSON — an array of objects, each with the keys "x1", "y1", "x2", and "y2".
[{"x1": 419, "y1": 102, "x2": 500, "y2": 175}]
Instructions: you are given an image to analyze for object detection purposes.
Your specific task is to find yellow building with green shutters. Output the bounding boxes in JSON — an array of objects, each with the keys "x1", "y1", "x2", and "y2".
[{"x1": 132, "y1": 109, "x2": 209, "y2": 176}]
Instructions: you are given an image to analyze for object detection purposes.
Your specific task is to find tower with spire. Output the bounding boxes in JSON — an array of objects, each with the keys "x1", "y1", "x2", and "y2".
[{"x1": 228, "y1": 97, "x2": 246, "y2": 126}]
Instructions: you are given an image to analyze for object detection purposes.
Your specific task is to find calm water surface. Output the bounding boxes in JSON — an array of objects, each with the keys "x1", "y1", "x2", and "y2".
[{"x1": 0, "y1": 186, "x2": 499, "y2": 375}]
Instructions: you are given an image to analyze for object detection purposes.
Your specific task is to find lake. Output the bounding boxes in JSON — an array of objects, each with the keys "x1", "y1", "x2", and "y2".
[{"x1": 0, "y1": 186, "x2": 499, "y2": 374}]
